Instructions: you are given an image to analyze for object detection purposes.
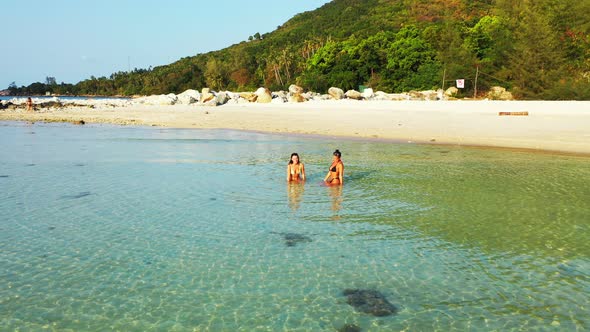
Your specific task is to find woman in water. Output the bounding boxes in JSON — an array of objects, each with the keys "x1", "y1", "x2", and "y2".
[
  {"x1": 324, "y1": 149, "x2": 344, "y2": 185},
  {"x1": 287, "y1": 153, "x2": 306, "y2": 182}
]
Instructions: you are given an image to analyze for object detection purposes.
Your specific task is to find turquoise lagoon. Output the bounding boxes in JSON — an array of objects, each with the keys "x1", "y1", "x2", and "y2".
[{"x1": 0, "y1": 122, "x2": 588, "y2": 331}]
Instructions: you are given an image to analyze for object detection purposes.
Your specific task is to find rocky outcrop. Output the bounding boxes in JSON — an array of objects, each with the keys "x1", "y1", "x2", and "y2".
[
  {"x1": 239, "y1": 92, "x2": 258, "y2": 103},
  {"x1": 328, "y1": 87, "x2": 345, "y2": 100},
  {"x1": 287, "y1": 85, "x2": 307, "y2": 103},
  {"x1": 289, "y1": 94, "x2": 306, "y2": 103},
  {"x1": 255, "y1": 87, "x2": 272, "y2": 103},
  {"x1": 215, "y1": 91, "x2": 229, "y2": 105},
  {"x1": 272, "y1": 91, "x2": 288, "y2": 103},
  {"x1": 200, "y1": 88, "x2": 215, "y2": 104},
  {"x1": 288, "y1": 84, "x2": 304, "y2": 95},
  {"x1": 345, "y1": 90, "x2": 363, "y2": 100},
  {"x1": 135, "y1": 93, "x2": 177, "y2": 105},
  {"x1": 487, "y1": 86, "x2": 514, "y2": 100},
  {"x1": 176, "y1": 89, "x2": 200, "y2": 105},
  {"x1": 343, "y1": 289, "x2": 397, "y2": 317},
  {"x1": 445, "y1": 87, "x2": 459, "y2": 98},
  {"x1": 361, "y1": 88, "x2": 375, "y2": 99}
]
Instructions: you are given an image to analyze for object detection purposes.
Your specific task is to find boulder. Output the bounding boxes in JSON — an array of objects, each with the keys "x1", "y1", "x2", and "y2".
[
  {"x1": 288, "y1": 84, "x2": 304, "y2": 95},
  {"x1": 215, "y1": 91, "x2": 229, "y2": 106},
  {"x1": 177, "y1": 89, "x2": 200, "y2": 105},
  {"x1": 202, "y1": 99, "x2": 218, "y2": 107},
  {"x1": 421, "y1": 90, "x2": 439, "y2": 101},
  {"x1": 391, "y1": 93, "x2": 410, "y2": 101},
  {"x1": 289, "y1": 94, "x2": 306, "y2": 103},
  {"x1": 487, "y1": 86, "x2": 514, "y2": 100},
  {"x1": 361, "y1": 88, "x2": 375, "y2": 99},
  {"x1": 302, "y1": 92, "x2": 315, "y2": 100},
  {"x1": 345, "y1": 90, "x2": 363, "y2": 100},
  {"x1": 408, "y1": 90, "x2": 423, "y2": 100},
  {"x1": 272, "y1": 96, "x2": 287, "y2": 104},
  {"x1": 328, "y1": 87, "x2": 345, "y2": 100},
  {"x1": 224, "y1": 91, "x2": 240, "y2": 101},
  {"x1": 343, "y1": 289, "x2": 397, "y2": 317},
  {"x1": 200, "y1": 88, "x2": 215, "y2": 103},
  {"x1": 273, "y1": 91, "x2": 288, "y2": 99},
  {"x1": 134, "y1": 94, "x2": 177, "y2": 105},
  {"x1": 445, "y1": 87, "x2": 459, "y2": 98},
  {"x1": 255, "y1": 87, "x2": 272, "y2": 103},
  {"x1": 239, "y1": 92, "x2": 258, "y2": 103}
]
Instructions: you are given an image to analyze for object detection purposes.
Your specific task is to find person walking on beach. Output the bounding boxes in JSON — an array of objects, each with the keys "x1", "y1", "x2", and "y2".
[
  {"x1": 287, "y1": 153, "x2": 306, "y2": 182},
  {"x1": 324, "y1": 149, "x2": 344, "y2": 185},
  {"x1": 26, "y1": 97, "x2": 33, "y2": 112}
]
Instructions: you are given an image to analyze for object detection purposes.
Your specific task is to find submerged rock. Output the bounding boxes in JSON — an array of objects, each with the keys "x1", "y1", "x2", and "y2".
[
  {"x1": 343, "y1": 289, "x2": 397, "y2": 317},
  {"x1": 275, "y1": 232, "x2": 312, "y2": 247},
  {"x1": 338, "y1": 324, "x2": 361, "y2": 332},
  {"x1": 61, "y1": 191, "x2": 92, "y2": 200}
]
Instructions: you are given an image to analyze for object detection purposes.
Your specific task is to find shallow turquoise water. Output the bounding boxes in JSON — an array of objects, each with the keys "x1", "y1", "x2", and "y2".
[{"x1": 1, "y1": 122, "x2": 589, "y2": 331}]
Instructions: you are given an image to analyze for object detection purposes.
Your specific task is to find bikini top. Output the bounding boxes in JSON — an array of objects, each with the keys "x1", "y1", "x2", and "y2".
[
  {"x1": 291, "y1": 164, "x2": 302, "y2": 175},
  {"x1": 330, "y1": 162, "x2": 342, "y2": 173}
]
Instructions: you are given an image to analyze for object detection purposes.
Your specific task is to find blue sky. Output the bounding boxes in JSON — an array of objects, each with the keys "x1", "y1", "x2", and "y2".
[{"x1": 1, "y1": 0, "x2": 331, "y2": 89}]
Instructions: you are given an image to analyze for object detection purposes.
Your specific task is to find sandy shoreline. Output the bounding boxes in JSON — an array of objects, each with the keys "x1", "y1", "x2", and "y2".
[{"x1": 2, "y1": 100, "x2": 589, "y2": 155}]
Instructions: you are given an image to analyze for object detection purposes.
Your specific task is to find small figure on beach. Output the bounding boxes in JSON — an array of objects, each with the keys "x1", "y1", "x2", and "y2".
[
  {"x1": 26, "y1": 97, "x2": 34, "y2": 112},
  {"x1": 324, "y1": 149, "x2": 344, "y2": 185},
  {"x1": 287, "y1": 153, "x2": 305, "y2": 182}
]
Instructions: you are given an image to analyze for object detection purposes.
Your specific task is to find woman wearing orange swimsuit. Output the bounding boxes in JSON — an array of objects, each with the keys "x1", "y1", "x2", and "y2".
[
  {"x1": 324, "y1": 149, "x2": 344, "y2": 185},
  {"x1": 287, "y1": 153, "x2": 306, "y2": 182}
]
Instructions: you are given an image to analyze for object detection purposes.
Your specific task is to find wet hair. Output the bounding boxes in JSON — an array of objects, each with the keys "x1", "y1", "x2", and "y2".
[
  {"x1": 333, "y1": 149, "x2": 342, "y2": 158},
  {"x1": 289, "y1": 153, "x2": 300, "y2": 164}
]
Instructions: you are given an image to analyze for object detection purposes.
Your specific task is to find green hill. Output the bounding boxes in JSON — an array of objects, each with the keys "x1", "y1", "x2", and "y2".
[{"x1": 12, "y1": 0, "x2": 590, "y2": 99}]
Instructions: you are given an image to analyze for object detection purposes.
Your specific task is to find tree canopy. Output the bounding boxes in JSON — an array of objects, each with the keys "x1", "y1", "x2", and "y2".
[{"x1": 8, "y1": 0, "x2": 590, "y2": 100}]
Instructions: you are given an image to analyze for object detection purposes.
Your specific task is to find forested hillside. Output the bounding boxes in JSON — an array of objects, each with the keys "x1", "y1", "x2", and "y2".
[{"x1": 9, "y1": 0, "x2": 590, "y2": 99}]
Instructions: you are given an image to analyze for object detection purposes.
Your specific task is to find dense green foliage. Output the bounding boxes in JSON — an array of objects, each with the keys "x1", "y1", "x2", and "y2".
[{"x1": 8, "y1": 0, "x2": 590, "y2": 99}]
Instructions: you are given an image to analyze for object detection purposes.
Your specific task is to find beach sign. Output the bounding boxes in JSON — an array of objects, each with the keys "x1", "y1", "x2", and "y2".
[{"x1": 456, "y1": 79, "x2": 465, "y2": 89}]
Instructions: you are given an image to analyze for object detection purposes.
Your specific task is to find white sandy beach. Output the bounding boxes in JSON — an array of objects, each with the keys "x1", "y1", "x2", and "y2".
[{"x1": 1, "y1": 100, "x2": 589, "y2": 154}]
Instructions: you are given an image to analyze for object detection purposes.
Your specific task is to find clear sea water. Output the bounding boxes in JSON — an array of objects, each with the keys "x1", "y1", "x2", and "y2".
[{"x1": 1, "y1": 122, "x2": 588, "y2": 331}]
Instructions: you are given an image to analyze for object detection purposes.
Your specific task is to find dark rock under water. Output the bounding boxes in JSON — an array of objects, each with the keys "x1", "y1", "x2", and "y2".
[
  {"x1": 282, "y1": 233, "x2": 312, "y2": 247},
  {"x1": 61, "y1": 191, "x2": 92, "y2": 199},
  {"x1": 343, "y1": 289, "x2": 397, "y2": 317},
  {"x1": 338, "y1": 323, "x2": 362, "y2": 332}
]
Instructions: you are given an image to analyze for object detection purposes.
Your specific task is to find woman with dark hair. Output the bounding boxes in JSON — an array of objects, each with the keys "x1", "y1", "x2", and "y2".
[
  {"x1": 287, "y1": 153, "x2": 306, "y2": 182},
  {"x1": 324, "y1": 149, "x2": 344, "y2": 185},
  {"x1": 26, "y1": 97, "x2": 33, "y2": 112}
]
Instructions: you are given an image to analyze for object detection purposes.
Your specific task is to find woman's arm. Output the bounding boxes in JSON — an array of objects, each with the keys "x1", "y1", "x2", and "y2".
[
  {"x1": 287, "y1": 165, "x2": 291, "y2": 181},
  {"x1": 338, "y1": 164, "x2": 344, "y2": 184},
  {"x1": 301, "y1": 164, "x2": 306, "y2": 181}
]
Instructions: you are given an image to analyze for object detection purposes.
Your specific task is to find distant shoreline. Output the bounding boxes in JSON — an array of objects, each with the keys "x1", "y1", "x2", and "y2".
[{"x1": 1, "y1": 100, "x2": 589, "y2": 155}]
